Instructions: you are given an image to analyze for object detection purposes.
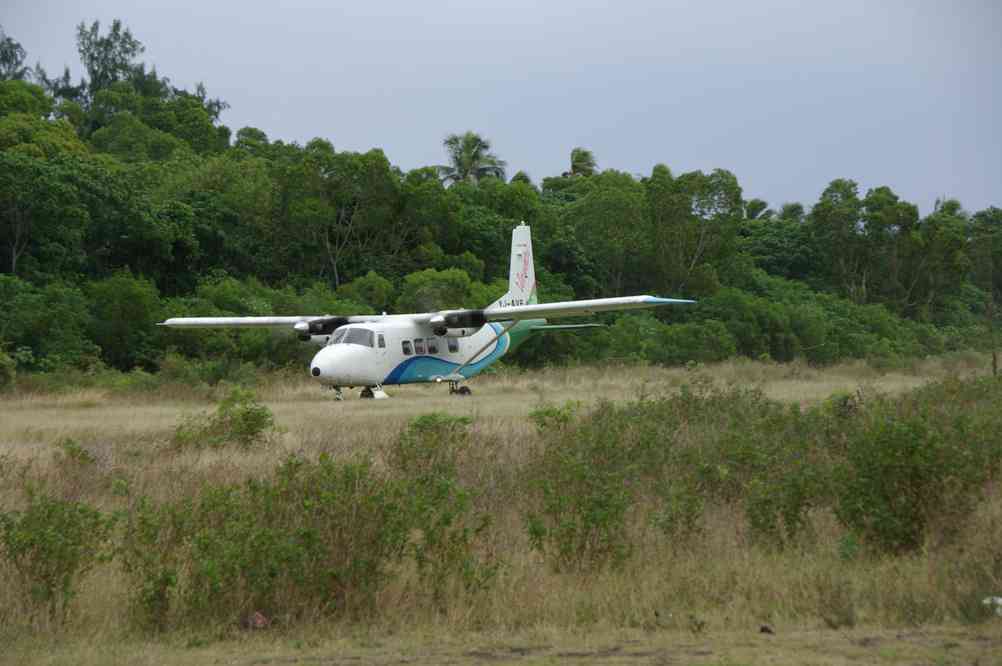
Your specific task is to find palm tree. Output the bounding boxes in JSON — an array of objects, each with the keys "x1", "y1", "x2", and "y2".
[
  {"x1": 569, "y1": 147, "x2": 597, "y2": 177},
  {"x1": 438, "y1": 131, "x2": 507, "y2": 185}
]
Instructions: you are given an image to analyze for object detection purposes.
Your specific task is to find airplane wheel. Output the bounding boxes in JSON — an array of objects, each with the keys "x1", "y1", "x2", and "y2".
[
  {"x1": 360, "y1": 387, "x2": 375, "y2": 399},
  {"x1": 457, "y1": 386, "x2": 472, "y2": 396}
]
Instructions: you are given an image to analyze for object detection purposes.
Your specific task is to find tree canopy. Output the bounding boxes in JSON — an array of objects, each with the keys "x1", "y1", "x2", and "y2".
[{"x1": 0, "y1": 19, "x2": 999, "y2": 375}]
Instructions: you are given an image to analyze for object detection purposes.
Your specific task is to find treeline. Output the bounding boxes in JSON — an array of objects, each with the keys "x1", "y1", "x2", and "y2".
[{"x1": 0, "y1": 21, "x2": 1000, "y2": 379}]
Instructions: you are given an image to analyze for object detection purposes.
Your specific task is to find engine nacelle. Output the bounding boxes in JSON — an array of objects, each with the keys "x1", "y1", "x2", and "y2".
[
  {"x1": 430, "y1": 310, "x2": 487, "y2": 337},
  {"x1": 439, "y1": 327, "x2": 477, "y2": 338},
  {"x1": 294, "y1": 316, "x2": 349, "y2": 341}
]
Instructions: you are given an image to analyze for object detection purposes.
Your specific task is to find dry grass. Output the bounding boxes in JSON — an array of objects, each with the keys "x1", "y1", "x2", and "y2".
[{"x1": 1, "y1": 355, "x2": 1000, "y2": 664}]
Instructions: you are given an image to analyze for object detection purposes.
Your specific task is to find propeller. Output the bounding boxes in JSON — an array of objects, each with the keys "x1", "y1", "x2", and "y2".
[{"x1": 294, "y1": 316, "x2": 350, "y2": 341}]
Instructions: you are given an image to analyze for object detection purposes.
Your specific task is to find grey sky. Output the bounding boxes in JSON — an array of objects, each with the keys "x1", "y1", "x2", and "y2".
[{"x1": 4, "y1": 0, "x2": 1000, "y2": 213}]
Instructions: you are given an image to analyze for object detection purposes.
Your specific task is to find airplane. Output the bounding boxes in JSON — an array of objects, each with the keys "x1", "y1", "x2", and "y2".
[{"x1": 159, "y1": 223, "x2": 695, "y2": 400}]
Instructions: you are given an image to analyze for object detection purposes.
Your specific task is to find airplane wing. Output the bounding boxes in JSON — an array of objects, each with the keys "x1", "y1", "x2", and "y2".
[
  {"x1": 159, "y1": 296, "x2": 695, "y2": 335},
  {"x1": 418, "y1": 296, "x2": 695, "y2": 329},
  {"x1": 158, "y1": 314, "x2": 382, "y2": 337},
  {"x1": 483, "y1": 296, "x2": 694, "y2": 321}
]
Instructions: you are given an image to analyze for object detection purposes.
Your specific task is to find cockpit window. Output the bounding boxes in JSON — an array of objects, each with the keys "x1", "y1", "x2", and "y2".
[
  {"x1": 329, "y1": 328, "x2": 348, "y2": 346},
  {"x1": 343, "y1": 328, "x2": 375, "y2": 347}
]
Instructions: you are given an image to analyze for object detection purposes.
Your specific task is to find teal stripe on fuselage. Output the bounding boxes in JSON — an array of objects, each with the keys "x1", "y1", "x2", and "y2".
[{"x1": 383, "y1": 323, "x2": 509, "y2": 385}]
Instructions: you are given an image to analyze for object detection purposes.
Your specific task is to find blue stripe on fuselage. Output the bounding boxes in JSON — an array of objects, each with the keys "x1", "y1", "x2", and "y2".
[{"x1": 383, "y1": 324, "x2": 509, "y2": 385}]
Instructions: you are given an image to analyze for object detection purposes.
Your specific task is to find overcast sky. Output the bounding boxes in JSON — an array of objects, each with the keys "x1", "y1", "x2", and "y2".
[{"x1": 4, "y1": 0, "x2": 1000, "y2": 213}]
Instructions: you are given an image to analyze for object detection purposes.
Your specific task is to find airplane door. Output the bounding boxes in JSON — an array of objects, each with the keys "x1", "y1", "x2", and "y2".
[{"x1": 375, "y1": 332, "x2": 387, "y2": 360}]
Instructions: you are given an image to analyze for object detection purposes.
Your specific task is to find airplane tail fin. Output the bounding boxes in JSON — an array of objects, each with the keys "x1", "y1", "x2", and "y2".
[{"x1": 489, "y1": 222, "x2": 537, "y2": 310}]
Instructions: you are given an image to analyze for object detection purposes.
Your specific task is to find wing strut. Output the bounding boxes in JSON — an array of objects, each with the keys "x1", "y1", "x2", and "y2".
[{"x1": 439, "y1": 320, "x2": 519, "y2": 383}]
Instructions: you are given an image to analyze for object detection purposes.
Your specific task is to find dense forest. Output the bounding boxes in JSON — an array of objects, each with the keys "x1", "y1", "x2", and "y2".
[{"x1": 1, "y1": 20, "x2": 1000, "y2": 383}]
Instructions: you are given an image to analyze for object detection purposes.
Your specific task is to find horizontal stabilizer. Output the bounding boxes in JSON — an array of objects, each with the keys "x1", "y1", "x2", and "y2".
[{"x1": 532, "y1": 323, "x2": 606, "y2": 331}]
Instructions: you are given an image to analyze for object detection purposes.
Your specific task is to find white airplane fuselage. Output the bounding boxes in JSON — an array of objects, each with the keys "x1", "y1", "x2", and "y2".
[{"x1": 309, "y1": 318, "x2": 537, "y2": 387}]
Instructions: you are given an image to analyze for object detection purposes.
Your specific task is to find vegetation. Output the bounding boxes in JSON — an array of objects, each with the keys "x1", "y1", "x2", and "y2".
[
  {"x1": 0, "y1": 20, "x2": 999, "y2": 384},
  {"x1": 1, "y1": 365, "x2": 1000, "y2": 648}
]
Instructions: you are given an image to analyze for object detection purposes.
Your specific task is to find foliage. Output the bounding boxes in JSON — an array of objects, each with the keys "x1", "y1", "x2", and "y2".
[
  {"x1": 387, "y1": 414, "x2": 496, "y2": 605},
  {"x1": 0, "y1": 346, "x2": 14, "y2": 390},
  {"x1": 0, "y1": 19, "x2": 997, "y2": 375},
  {"x1": 0, "y1": 487, "x2": 115, "y2": 623},
  {"x1": 525, "y1": 401, "x2": 637, "y2": 571},
  {"x1": 120, "y1": 456, "x2": 411, "y2": 629},
  {"x1": 173, "y1": 386, "x2": 275, "y2": 449},
  {"x1": 438, "y1": 131, "x2": 506, "y2": 184},
  {"x1": 832, "y1": 377, "x2": 1002, "y2": 553}
]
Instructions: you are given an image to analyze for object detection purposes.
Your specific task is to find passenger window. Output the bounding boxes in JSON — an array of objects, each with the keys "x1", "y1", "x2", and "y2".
[
  {"x1": 414, "y1": 338, "x2": 426, "y2": 354},
  {"x1": 427, "y1": 338, "x2": 439, "y2": 354},
  {"x1": 402, "y1": 340, "x2": 412, "y2": 355},
  {"x1": 447, "y1": 338, "x2": 459, "y2": 353},
  {"x1": 377, "y1": 334, "x2": 385, "y2": 348}
]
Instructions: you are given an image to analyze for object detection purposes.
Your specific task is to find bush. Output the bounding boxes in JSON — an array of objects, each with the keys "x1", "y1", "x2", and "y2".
[
  {"x1": 387, "y1": 414, "x2": 496, "y2": 605},
  {"x1": 525, "y1": 401, "x2": 637, "y2": 571},
  {"x1": 0, "y1": 488, "x2": 114, "y2": 623},
  {"x1": 120, "y1": 456, "x2": 411, "y2": 629},
  {"x1": 173, "y1": 387, "x2": 275, "y2": 448},
  {"x1": 833, "y1": 377, "x2": 1002, "y2": 553},
  {"x1": 0, "y1": 347, "x2": 15, "y2": 391}
]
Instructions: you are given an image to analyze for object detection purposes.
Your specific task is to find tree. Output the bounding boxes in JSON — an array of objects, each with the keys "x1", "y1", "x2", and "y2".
[
  {"x1": 0, "y1": 152, "x2": 88, "y2": 277},
  {"x1": 337, "y1": 271, "x2": 394, "y2": 312},
  {"x1": 0, "y1": 80, "x2": 53, "y2": 117},
  {"x1": 566, "y1": 170, "x2": 647, "y2": 295},
  {"x1": 569, "y1": 147, "x2": 597, "y2": 177},
  {"x1": 75, "y1": 19, "x2": 144, "y2": 103},
  {"x1": 87, "y1": 271, "x2": 163, "y2": 369},
  {"x1": 809, "y1": 179, "x2": 868, "y2": 302},
  {"x1": 970, "y1": 207, "x2": 1002, "y2": 374},
  {"x1": 0, "y1": 276, "x2": 99, "y2": 370},
  {"x1": 395, "y1": 268, "x2": 472, "y2": 312},
  {"x1": 0, "y1": 26, "x2": 29, "y2": 81},
  {"x1": 438, "y1": 131, "x2": 506, "y2": 185},
  {"x1": 744, "y1": 198, "x2": 772, "y2": 220},
  {"x1": 777, "y1": 202, "x2": 805, "y2": 223},
  {"x1": 510, "y1": 170, "x2": 533, "y2": 186},
  {"x1": 89, "y1": 111, "x2": 185, "y2": 162},
  {"x1": 646, "y1": 165, "x2": 741, "y2": 296}
]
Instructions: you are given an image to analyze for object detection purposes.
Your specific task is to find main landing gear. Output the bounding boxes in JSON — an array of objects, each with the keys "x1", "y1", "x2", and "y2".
[
  {"x1": 448, "y1": 381, "x2": 472, "y2": 396},
  {"x1": 360, "y1": 385, "x2": 389, "y2": 400}
]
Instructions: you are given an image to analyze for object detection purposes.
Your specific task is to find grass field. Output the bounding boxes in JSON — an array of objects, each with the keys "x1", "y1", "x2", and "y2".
[{"x1": 1, "y1": 355, "x2": 1001, "y2": 665}]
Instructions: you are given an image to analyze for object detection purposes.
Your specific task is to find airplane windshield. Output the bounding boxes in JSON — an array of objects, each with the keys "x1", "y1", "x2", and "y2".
[{"x1": 334, "y1": 327, "x2": 374, "y2": 348}]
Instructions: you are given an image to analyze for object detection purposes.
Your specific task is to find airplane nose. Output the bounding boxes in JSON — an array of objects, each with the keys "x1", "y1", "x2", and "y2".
[
  {"x1": 310, "y1": 346, "x2": 348, "y2": 384},
  {"x1": 310, "y1": 347, "x2": 335, "y2": 383}
]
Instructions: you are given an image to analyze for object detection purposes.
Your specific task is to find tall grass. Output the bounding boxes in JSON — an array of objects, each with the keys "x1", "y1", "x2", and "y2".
[{"x1": 0, "y1": 358, "x2": 1000, "y2": 646}]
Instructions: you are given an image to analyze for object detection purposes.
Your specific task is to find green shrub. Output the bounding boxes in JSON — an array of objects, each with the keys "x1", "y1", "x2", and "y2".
[
  {"x1": 0, "y1": 488, "x2": 115, "y2": 623},
  {"x1": 388, "y1": 414, "x2": 496, "y2": 605},
  {"x1": 833, "y1": 378, "x2": 1002, "y2": 553},
  {"x1": 0, "y1": 347, "x2": 15, "y2": 391},
  {"x1": 121, "y1": 456, "x2": 411, "y2": 629},
  {"x1": 173, "y1": 386, "x2": 274, "y2": 448},
  {"x1": 525, "y1": 401, "x2": 638, "y2": 571}
]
